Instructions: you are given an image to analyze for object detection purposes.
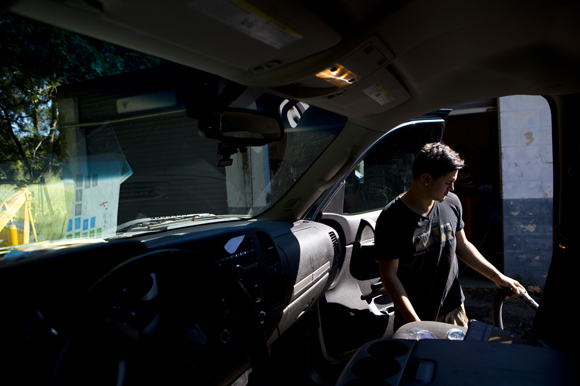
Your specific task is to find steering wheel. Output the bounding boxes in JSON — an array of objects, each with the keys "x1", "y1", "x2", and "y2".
[{"x1": 50, "y1": 249, "x2": 270, "y2": 386}]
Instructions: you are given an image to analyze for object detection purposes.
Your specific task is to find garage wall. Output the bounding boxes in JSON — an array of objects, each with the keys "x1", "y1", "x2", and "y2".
[{"x1": 499, "y1": 95, "x2": 553, "y2": 287}]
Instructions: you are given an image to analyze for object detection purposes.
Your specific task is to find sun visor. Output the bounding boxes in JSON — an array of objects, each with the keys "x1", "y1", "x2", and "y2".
[
  {"x1": 99, "y1": 0, "x2": 341, "y2": 72},
  {"x1": 12, "y1": 0, "x2": 342, "y2": 75}
]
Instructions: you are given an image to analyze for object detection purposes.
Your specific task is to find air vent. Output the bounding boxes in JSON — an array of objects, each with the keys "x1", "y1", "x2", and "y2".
[
  {"x1": 329, "y1": 231, "x2": 339, "y2": 258},
  {"x1": 256, "y1": 232, "x2": 279, "y2": 267}
]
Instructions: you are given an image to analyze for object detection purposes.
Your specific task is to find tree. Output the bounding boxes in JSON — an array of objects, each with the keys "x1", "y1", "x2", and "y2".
[{"x1": 0, "y1": 13, "x2": 162, "y2": 181}]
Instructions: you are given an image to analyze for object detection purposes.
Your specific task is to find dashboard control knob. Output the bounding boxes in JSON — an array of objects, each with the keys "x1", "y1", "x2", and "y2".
[
  {"x1": 252, "y1": 284, "x2": 262, "y2": 302},
  {"x1": 235, "y1": 264, "x2": 244, "y2": 279},
  {"x1": 220, "y1": 329, "x2": 231, "y2": 344}
]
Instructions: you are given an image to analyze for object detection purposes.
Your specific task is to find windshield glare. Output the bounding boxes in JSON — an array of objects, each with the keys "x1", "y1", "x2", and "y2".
[{"x1": 0, "y1": 14, "x2": 345, "y2": 254}]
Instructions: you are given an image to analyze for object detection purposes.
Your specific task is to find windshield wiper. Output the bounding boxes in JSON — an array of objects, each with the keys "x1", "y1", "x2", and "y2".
[{"x1": 116, "y1": 213, "x2": 217, "y2": 233}]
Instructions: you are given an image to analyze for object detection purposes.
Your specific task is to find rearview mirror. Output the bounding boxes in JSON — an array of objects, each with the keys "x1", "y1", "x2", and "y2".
[{"x1": 199, "y1": 108, "x2": 284, "y2": 147}]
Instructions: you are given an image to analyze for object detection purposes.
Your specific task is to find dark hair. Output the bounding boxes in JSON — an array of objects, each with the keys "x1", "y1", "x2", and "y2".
[{"x1": 412, "y1": 142, "x2": 464, "y2": 178}]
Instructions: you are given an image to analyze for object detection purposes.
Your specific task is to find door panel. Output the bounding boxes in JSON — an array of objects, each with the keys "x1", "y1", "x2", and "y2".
[{"x1": 317, "y1": 209, "x2": 391, "y2": 360}]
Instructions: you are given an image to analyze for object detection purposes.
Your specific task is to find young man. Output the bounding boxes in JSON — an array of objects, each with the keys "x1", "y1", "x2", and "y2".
[{"x1": 375, "y1": 142, "x2": 524, "y2": 329}]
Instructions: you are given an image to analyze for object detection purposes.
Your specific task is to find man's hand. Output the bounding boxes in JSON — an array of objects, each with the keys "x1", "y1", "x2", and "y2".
[
  {"x1": 490, "y1": 271, "x2": 526, "y2": 295},
  {"x1": 456, "y1": 229, "x2": 526, "y2": 295}
]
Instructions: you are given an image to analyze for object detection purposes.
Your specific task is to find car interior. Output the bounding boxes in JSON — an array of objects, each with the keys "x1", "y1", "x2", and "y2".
[{"x1": 1, "y1": 0, "x2": 579, "y2": 385}]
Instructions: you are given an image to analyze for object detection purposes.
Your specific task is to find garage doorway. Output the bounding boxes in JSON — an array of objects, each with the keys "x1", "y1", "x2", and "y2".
[{"x1": 443, "y1": 101, "x2": 503, "y2": 275}]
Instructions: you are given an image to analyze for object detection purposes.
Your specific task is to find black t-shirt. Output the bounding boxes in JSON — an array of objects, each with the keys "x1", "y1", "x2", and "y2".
[{"x1": 375, "y1": 193, "x2": 465, "y2": 320}]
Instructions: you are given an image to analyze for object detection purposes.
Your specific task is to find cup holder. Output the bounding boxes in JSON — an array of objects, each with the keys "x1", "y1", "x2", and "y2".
[
  {"x1": 343, "y1": 379, "x2": 386, "y2": 386},
  {"x1": 351, "y1": 357, "x2": 401, "y2": 382},
  {"x1": 337, "y1": 340, "x2": 414, "y2": 386},
  {"x1": 366, "y1": 340, "x2": 409, "y2": 359}
]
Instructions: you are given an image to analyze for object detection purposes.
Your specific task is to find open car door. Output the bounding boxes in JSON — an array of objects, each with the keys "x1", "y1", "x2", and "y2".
[{"x1": 309, "y1": 112, "x2": 448, "y2": 361}]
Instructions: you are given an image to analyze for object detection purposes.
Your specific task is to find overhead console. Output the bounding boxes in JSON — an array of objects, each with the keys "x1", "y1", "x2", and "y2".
[{"x1": 271, "y1": 36, "x2": 411, "y2": 115}]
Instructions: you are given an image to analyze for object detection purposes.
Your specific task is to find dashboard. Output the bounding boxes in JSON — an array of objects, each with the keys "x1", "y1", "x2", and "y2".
[{"x1": 0, "y1": 219, "x2": 341, "y2": 385}]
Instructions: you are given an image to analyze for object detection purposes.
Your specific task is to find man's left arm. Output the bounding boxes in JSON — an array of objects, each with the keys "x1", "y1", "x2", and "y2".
[{"x1": 455, "y1": 229, "x2": 525, "y2": 294}]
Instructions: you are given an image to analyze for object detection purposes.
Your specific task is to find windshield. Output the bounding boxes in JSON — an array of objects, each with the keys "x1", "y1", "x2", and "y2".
[{"x1": 0, "y1": 14, "x2": 345, "y2": 254}]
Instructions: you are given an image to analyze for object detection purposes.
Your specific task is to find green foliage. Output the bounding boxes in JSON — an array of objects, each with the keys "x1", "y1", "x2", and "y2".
[
  {"x1": 1, "y1": 13, "x2": 162, "y2": 87},
  {"x1": 29, "y1": 174, "x2": 74, "y2": 242},
  {"x1": 0, "y1": 13, "x2": 162, "y2": 182}
]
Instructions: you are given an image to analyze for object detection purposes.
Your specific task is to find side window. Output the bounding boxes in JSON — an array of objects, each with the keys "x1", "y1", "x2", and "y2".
[{"x1": 343, "y1": 120, "x2": 444, "y2": 214}]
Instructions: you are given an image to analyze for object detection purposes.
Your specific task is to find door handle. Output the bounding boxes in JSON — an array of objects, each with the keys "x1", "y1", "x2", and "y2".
[{"x1": 371, "y1": 282, "x2": 383, "y2": 292}]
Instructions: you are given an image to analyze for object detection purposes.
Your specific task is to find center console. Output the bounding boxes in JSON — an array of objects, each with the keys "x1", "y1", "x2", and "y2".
[{"x1": 337, "y1": 322, "x2": 574, "y2": 386}]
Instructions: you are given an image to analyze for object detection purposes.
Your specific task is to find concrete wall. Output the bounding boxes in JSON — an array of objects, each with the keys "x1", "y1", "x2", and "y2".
[{"x1": 499, "y1": 95, "x2": 553, "y2": 287}]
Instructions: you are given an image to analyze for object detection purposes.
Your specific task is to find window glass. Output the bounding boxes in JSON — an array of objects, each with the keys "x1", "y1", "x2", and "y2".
[
  {"x1": 343, "y1": 120, "x2": 444, "y2": 214},
  {"x1": 0, "y1": 13, "x2": 344, "y2": 253}
]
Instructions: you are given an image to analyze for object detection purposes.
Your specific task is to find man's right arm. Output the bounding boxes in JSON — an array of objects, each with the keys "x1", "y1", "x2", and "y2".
[{"x1": 378, "y1": 258, "x2": 421, "y2": 323}]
